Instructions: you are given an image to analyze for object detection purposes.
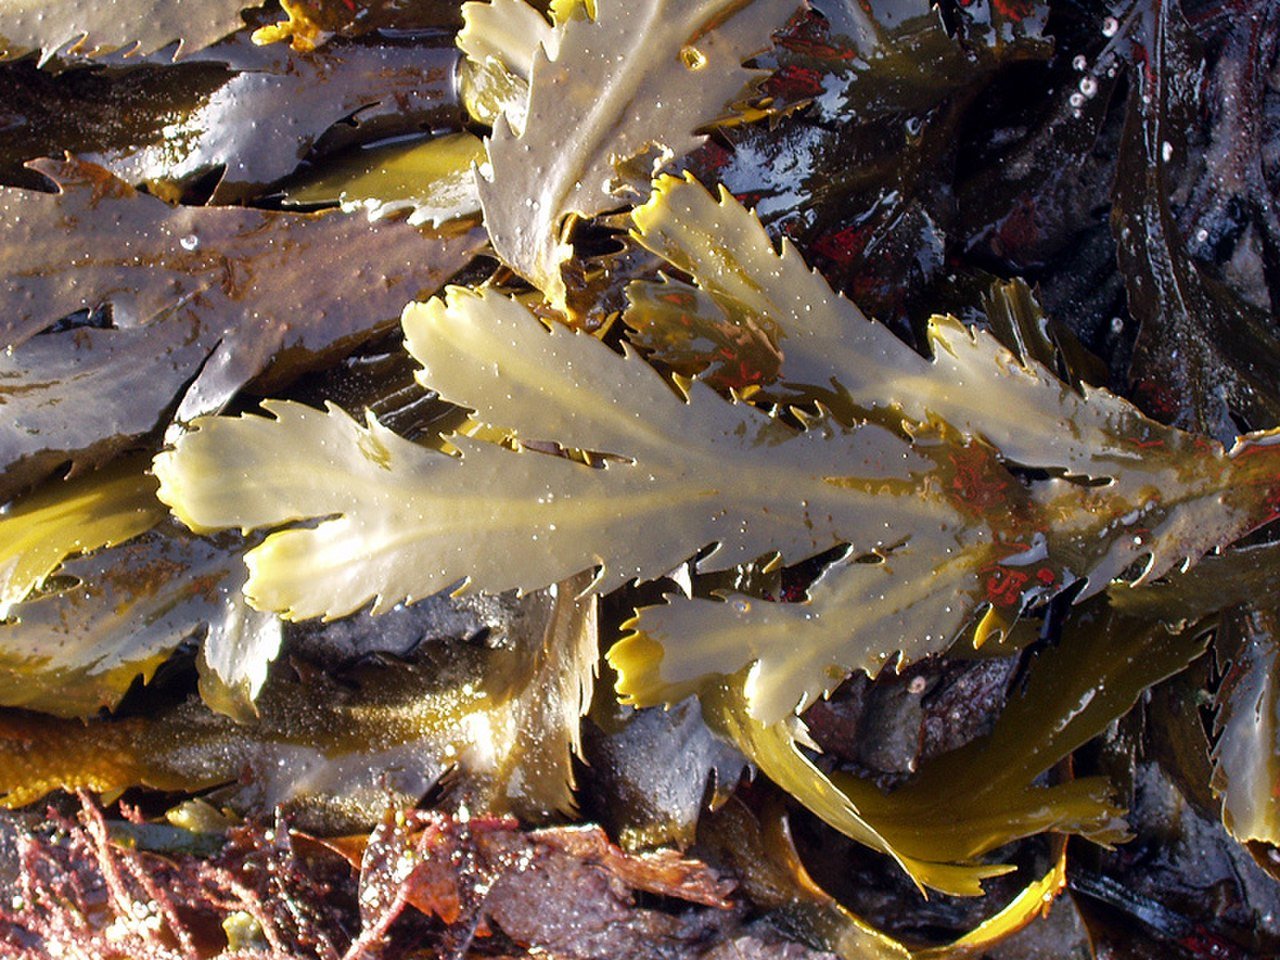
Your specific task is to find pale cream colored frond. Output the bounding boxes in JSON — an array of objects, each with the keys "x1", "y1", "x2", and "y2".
[
  {"x1": 157, "y1": 289, "x2": 970, "y2": 622},
  {"x1": 458, "y1": 0, "x2": 559, "y2": 81},
  {"x1": 630, "y1": 173, "x2": 1205, "y2": 484},
  {"x1": 615, "y1": 543, "x2": 987, "y2": 724},
  {"x1": 477, "y1": 0, "x2": 799, "y2": 307}
]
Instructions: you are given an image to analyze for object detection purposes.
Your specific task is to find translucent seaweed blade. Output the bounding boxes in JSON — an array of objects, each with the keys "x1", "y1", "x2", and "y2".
[
  {"x1": 617, "y1": 545, "x2": 1016, "y2": 725},
  {"x1": 1032, "y1": 428, "x2": 1280, "y2": 603},
  {"x1": 628, "y1": 173, "x2": 910, "y2": 394},
  {"x1": 700, "y1": 678, "x2": 1013, "y2": 897},
  {"x1": 0, "y1": 457, "x2": 162, "y2": 619},
  {"x1": 830, "y1": 600, "x2": 1205, "y2": 865},
  {"x1": 614, "y1": 426, "x2": 1040, "y2": 722},
  {"x1": 615, "y1": 541, "x2": 991, "y2": 724},
  {"x1": 402, "y1": 287, "x2": 701, "y2": 454},
  {"x1": 477, "y1": 0, "x2": 799, "y2": 307},
  {"x1": 197, "y1": 594, "x2": 284, "y2": 723},
  {"x1": 0, "y1": 713, "x2": 171, "y2": 808},
  {"x1": 625, "y1": 274, "x2": 784, "y2": 391},
  {"x1": 619, "y1": 172, "x2": 1280, "y2": 721},
  {"x1": 456, "y1": 0, "x2": 556, "y2": 134},
  {"x1": 158, "y1": 289, "x2": 970, "y2": 621},
  {"x1": 704, "y1": 800, "x2": 1071, "y2": 957},
  {"x1": 1212, "y1": 607, "x2": 1280, "y2": 845},
  {"x1": 628, "y1": 173, "x2": 1205, "y2": 484},
  {"x1": 283, "y1": 133, "x2": 486, "y2": 228},
  {"x1": 696, "y1": 596, "x2": 1203, "y2": 894},
  {"x1": 1108, "y1": 540, "x2": 1280, "y2": 627}
]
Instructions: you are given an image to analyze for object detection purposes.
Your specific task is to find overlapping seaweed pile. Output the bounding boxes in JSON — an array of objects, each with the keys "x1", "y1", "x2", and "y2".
[{"x1": 1, "y1": 0, "x2": 1279, "y2": 955}]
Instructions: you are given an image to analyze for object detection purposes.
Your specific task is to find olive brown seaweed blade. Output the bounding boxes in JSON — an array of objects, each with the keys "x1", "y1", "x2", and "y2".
[
  {"x1": 0, "y1": 0, "x2": 253, "y2": 64},
  {"x1": 0, "y1": 157, "x2": 483, "y2": 504}
]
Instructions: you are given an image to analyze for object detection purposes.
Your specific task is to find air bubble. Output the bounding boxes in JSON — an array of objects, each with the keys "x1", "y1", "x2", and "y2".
[
  {"x1": 180, "y1": 234, "x2": 199, "y2": 251},
  {"x1": 1101, "y1": 16, "x2": 1119, "y2": 36}
]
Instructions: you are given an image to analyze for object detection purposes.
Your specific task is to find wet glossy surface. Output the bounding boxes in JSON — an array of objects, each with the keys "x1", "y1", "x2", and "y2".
[{"x1": 0, "y1": 0, "x2": 1278, "y2": 954}]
